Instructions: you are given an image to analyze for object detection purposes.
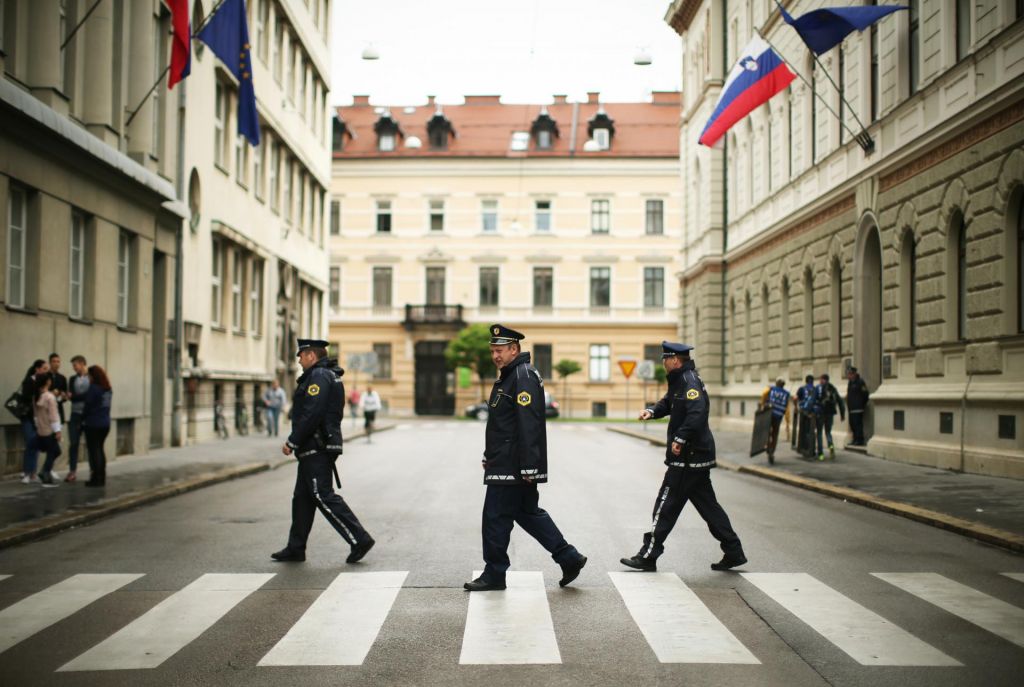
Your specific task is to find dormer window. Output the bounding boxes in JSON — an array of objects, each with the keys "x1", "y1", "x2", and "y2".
[
  {"x1": 593, "y1": 128, "x2": 610, "y2": 150},
  {"x1": 510, "y1": 131, "x2": 530, "y2": 151},
  {"x1": 588, "y1": 108, "x2": 615, "y2": 151},
  {"x1": 379, "y1": 133, "x2": 395, "y2": 152},
  {"x1": 426, "y1": 109, "x2": 455, "y2": 151},
  {"x1": 374, "y1": 110, "x2": 402, "y2": 152},
  {"x1": 530, "y1": 108, "x2": 559, "y2": 150}
]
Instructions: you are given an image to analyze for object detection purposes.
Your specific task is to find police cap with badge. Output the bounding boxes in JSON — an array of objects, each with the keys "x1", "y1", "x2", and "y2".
[
  {"x1": 661, "y1": 341, "x2": 694, "y2": 358},
  {"x1": 490, "y1": 324, "x2": 525, "y2": 345},
  {"x1": 296, "y1": 338, "x2": 330, "y2": 356}
]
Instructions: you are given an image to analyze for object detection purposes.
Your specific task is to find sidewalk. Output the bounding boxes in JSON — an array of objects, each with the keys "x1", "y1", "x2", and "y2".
[
  {"x1": 608, "y1": 422, "x2": 1024, "y2": 554},
  {"x1": 0, "y1": 424, "x2": 394, "y2": 549}
]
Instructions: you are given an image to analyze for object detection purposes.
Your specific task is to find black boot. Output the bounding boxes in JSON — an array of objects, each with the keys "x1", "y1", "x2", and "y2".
[
  {"x1": 463, "y1": 576, "x2": 506, "y2": 592},
  {"x1": 620, "y1": 555, "x2": 657, "y2": 572},
  {"x1": 271, "y1": 547, "x2": 306, "y2": 562},
  {"x1": 346, "y1": 537, "x2": 375, "y2": 564},
  {"x1": 710, "y1": 553, "x2": 747, "y2": 571},
  {"x1": 559, "y1": 555, "x2": 587, "y2": 588}
]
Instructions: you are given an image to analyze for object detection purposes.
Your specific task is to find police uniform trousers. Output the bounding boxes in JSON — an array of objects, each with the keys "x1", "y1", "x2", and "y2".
[
  {"x1": 287, "y1": 452, "x2": 369, "y2": 552},
  {"x1": 482, "y1": 483, "x2": 580, "y2": 581},
  {"x1": 638, "y1": 468, "x2": 743, "y2": 561}
]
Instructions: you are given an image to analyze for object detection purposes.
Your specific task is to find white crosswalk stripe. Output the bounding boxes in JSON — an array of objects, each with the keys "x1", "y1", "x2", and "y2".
[
  {"x1": 459, "y1": 571, "x2": 561, "y2": 664},
  {"x1": 1002, "y1": 572, "x2": 1024, "y2": 585},
  {"x1": 874, "y1": 572, "x2": 1024, "y2": 649},
  {"x1": 259, "y1": 571, "x2": 408, "y2": 666},
  {"x1": 59, "y1": 573, "x2": 273, "y2": 671},
  {"x1": 610, "y1": 572, "x2": 759, "y2": 664},
  {"x1": 742, "y1": 572, "x2": 960, "y2": 666},
  {"x1": 0, "y1": 574, "x2": 142, "y2": 655},
  {"x1": 0, "y1": 575, "x2": 10, "y2": 583}
]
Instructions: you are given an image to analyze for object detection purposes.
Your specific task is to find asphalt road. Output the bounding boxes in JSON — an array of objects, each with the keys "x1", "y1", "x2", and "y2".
[{"x1": 1, "y1": 420, "x2": 1022, "y2": 687}]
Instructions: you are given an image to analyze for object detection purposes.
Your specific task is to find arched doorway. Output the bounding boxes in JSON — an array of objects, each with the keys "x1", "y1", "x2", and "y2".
[{"x1": 853, "y1": 215, "x2": 883, "y2": 442}]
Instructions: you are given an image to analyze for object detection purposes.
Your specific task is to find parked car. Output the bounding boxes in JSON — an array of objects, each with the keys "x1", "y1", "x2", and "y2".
[{"x1": 465, "y1": 392, "x2": 560, "y2": 420}]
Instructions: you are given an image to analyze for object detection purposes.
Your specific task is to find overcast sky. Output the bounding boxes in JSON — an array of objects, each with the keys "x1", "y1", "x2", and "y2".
[{"x1": 329, "y1": 0, "x2": 682, "y2": 106}]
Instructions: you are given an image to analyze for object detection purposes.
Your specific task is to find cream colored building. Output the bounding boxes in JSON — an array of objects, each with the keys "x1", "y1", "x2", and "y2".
[
  {"x1": 329, "y1": 93, "x2": 683, "y2": 417},
  {"x1": 0, "y1": 0, "x2": 331, "y2": 474},
  {"x1": 665, "y1": 0, "x2": 1024, "y2": 477}
]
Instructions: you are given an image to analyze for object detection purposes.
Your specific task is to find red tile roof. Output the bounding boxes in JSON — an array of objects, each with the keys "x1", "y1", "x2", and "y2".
[{"x1": 333, "y1": 93, "x2": 681, "y2": 159}]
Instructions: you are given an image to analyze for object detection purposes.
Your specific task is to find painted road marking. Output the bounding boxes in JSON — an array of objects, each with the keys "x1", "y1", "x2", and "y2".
[
  {"x1": 874, "y1": 573, "x2": 1024, "y2": 649},
  {"x1": 59, "y1": 573, "x2": 273, "y2": 671},
  {"x1": 0, "y1": 575, "x2": 10, "y2": 583},
  {"x1": 1002, "y1": 572, "x2": 1024, "y2": 585},
  {"x1": 610, "y1": 572, "x2": 759, "y2": 664},
  {"x1": 259, "y1": 571, "x2": 408, "y2": 666},
  {"x1": 459, "y1": 571, "x2": 560, "y2": 664},
  {"x1": 0, "y1": 574, "x2": 142, "y2": 655},
  {"x1": 742, "y1": 573, "x2": 959, "y2": 666}
]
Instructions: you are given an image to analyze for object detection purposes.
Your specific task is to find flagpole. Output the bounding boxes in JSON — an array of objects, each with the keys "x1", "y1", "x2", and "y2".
[
  {"x1": 807, "y1": 50, "x2": 875, "y2": 153},
  {"x1": 60, "y1": 0, "x2": 105, "y2": 51},
  {"x1": 755, "y1": 29, "x2": 873, "y2": 154}
]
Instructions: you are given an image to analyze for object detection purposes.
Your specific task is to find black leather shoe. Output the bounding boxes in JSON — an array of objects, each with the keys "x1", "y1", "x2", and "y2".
[
  {"x1": 346, "y1": 537, "x2": 375, "y2": 564},
  {"x1": 710, "y1": 554, "x2": 747, "y2": 571},
  {"x1": 559, "y1": 555, "x2": 587, "y2": 587},
  {"x1": 271, "y1": 548, "x2": 306, "y2": 562},
  {"x1": 463, "y1": 576, "x2": 506, "y2": 592},
  {"x1": 620, "y1": 556, "x2": 657, "y2": 571}
]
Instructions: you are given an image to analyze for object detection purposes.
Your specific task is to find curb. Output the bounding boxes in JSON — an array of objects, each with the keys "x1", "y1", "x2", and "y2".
[
  {"x1": 607, "y1": 426, "x2": 1024, "y2": 554},
  {"x1": 0, "y1": 424, "x2": 396, "y2": 550}
]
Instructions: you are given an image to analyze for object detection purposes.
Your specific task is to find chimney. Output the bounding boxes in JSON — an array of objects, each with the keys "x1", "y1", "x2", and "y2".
[
  {"x1": 352, "y1": 95, "x2": 370, "y2": 106},
  {"x1": 587, "y1": 91, "x2": 600, "y2": 104},
  {"x1": 651, "y1": 91, "x2": 681, "y2": 105},
  {"x1": 464, "y1": 95, "x2": 502, "y2": 105},
  {"x1": 552, "y1": 94, "x2": 567, "y2": 105},
  {"x1": 427, "y1": 95, "x2": 436, "y2": 106}
]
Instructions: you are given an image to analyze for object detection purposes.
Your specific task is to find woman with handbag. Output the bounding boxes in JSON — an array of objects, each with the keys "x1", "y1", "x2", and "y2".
[{"x1": 32, "y1": 373, "x2": 62, "y2": 487}]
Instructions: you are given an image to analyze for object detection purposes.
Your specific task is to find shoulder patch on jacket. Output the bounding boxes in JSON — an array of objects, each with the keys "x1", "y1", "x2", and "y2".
[
  {"x1": 517, "y1": 391, "x2": 532, "y2": 406},
  {"x1": 686, "y1": 389, "x2": 699, "y2": 400},
  {"x1": 307, "y1": 384, "x2": 320, "y2": 396}
]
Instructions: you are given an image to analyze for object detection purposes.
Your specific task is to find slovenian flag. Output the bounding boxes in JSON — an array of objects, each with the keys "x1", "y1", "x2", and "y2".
[
  {"x1": 698, "y1": 37, "x2": 796, "y2": 147},
  {"x1": 167, "y1": 0, "x2": 191, "y2": 89}
]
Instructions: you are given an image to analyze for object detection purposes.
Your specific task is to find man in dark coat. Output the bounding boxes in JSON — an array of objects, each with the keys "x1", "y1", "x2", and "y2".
[
  {"x1": 846, "y1": 366, "x2": 870, "y2": 446},
  {"x1": 464, "y1": 324, "x2": 588, "y2": 592},
  {"x1": 621, "y1": 342, "x2": 746, "y2": 572},
  {"x1": 271, "y1": 339, "x2": 374, "y2": 564}
]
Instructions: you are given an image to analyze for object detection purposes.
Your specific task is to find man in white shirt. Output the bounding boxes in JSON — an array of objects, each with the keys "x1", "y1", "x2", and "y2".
[{"x1": 359, "y1": 386, "x2": 382, "y2": 440}]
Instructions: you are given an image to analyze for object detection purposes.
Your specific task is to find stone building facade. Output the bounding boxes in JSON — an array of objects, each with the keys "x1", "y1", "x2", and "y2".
[{"x1": 665, "y1": 0, "x2": 1024, "y2": 477}]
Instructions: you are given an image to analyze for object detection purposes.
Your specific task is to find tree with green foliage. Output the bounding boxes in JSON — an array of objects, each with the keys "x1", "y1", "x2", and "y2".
[
  {"x1": 445, "y1": 324, "x2": 495, "y2": 400},
  {"x1": 554, "y1": 359, "x2": 582, "y2": 417}
]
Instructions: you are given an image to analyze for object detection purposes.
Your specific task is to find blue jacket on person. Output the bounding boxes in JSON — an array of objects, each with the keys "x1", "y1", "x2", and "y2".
[{"x1": 82, "y1": 384, "x2": 112, "y2": 429}]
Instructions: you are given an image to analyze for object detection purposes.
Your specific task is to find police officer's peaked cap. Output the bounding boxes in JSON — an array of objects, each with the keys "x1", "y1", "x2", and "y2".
[
  {"x1": 489, "y1": 324, "x2": 525, "y2": 345},
  {"x1": 661, "y1": 341, "x2": 694, "y2": 358},
  {"x1": 296, "y1": 338, "x2": 330, "y2": 356}
]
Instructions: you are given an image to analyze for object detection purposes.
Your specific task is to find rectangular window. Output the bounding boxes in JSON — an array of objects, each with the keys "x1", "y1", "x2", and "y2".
[
  {"x1": 644, "y1": 267, "x2": 664, "y2": 308},
  {"x1": 533, "y1": 267, "x2": 553, "y2": 308},
  {"x1": 645, "y1": 199, "x2": 664, "y2": 235},
  {"x1": 378, "y1": 133, "x2": 395, "y2": 152},
  {"x1": 510, "y1": 131, "x2": 530, "y2": 151},
  {"x1": 955, "y1": 0, "x2": 970, "y2": 61},
  {"x1": 535, "y1": 200, "x2": 551, "y2": 232},
  {"x1": 330, "y1": 199, "x2": 341, "y2": 235},
  {"x1": 533, "y1": 344, "x2": 552, "y2": 380},
  {"x1": 268, "y1": 142, "x2": 279, "y2": 212},
  {"x1": 214, "y1": 83, "x2": 226, "y2": 168},
  {"x1": 429, "y1": 199, "x2": 444, "y2": 231},
  {"x1": 591, "y1": 199, "x2": 610, "y2": 234},
  {"x1": 479, "y1": 267, "x2": 499, "y2": 307},
  {"x1": 589, "y1": 344, "x2": 610, "y2": 381},
  {"x1": 329, "y1": 265, "x2": 341, "y2": 309},
  {"x1": 211, "y1": 239, "x2": 223, "y2": 326},
  {"x1": 272, "y1": 14, "x2": 282, "y2": 83},
  {"x1": 426, "y1": 267, "x2": 445, "y2": 305},
  {"x1": 117, "y1": 230, "x2": 131, "y2": 327},
  {"x1": 870, "y1": 7, "x2": 879, "y2": 121},
  {"x1": 282, "y1": 158, "x2": 292, "y2": 222},
  {"x1": 481, "y1": 199, "x2": 498, "y2": 232},
  {"x1": 593, "y1": 128, "x2": 610, "y2": 150},
  {"x1": 235, "y1": 134, "x2": 248, "y2": 187},
  {"x1": 590, "y1": 266, "x2": 611, "y2": 308},
  {"x1": 152, "y1": 11, "x2": 167, "y2": 159},
  {"x1": 253, "y1": 133, "x2": 264, "y2": 200},
  {"x1": 998, "y1": 415, "x2": 1016, "y2": 440},
  {"x1": 536, "y1": 129, "x2": 552, "y2": 150},
  {"x1": 296, "y1": 173, "x2": 305, "y2": 234},
  {"x1": 643, "y1": 344, "x2": 661, "y2": 364},
  {"x1": 376, "y1": 200, "x2": 392, "y2": 233},
  {"x1": 592, "y1": 401, "x2": 607, "y2": 417},
  {"x1": 908, "y1": 0, "x2": 920, "y2": 95},
  {"x1": 939, "y1": 411, "x2": 954, "y2": 434},
  {"x1": 231, "y1": 250, "x2": 244, "y2": 331},
  {"x1": 373, "y1": 343, "x2": 392, "y2": 380},
  {"x1": 894, "y1": 410, "x2": 905, "y2": 431},
  {"x1": 258, "y1": 0, "x2": 270, "y2": 62},
  {"x1": 372, "y1": 267, "x2": 392, "y2": 308},
  {"x1": 6, "y1": 186, "x2": 27, "y2": 309},
  {"x1": 69, "y1": 211, "x2": 86, "y2": 319},
  {"x1": 250, "y1": 259, "x2": 262, "y2": 334}
]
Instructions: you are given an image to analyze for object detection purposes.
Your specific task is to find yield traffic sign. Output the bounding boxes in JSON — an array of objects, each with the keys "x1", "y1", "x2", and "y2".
[{"x1": 618, "y1": 359, "x2": 637, "y2": 379}]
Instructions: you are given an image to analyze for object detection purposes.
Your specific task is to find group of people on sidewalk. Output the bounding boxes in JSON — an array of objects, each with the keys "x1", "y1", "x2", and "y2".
[
  {"x1": 761, "y1": 367, "x2": 871, "y2": 462},
  {"x1": 7, "y1": 353, "x2": 112, "y2": 487},
  {"x1": 261, "y1": 380, "x2": 383, "y2": 440}
]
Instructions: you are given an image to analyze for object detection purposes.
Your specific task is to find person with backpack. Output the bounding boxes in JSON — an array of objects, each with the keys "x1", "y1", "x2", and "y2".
[
  {"x1": 9, "y1": 359, "x2": 49, "y2": 484},
  {"x1": 815, "y1": 374, "x2": 846, "y2": 461}
]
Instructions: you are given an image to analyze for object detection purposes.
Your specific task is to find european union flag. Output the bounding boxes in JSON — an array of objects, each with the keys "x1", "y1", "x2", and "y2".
[
  {"x1": 198, "y1": 0, "x2": 259, "y2": 146},
  {"x1": 779, "y1": 3, "x2": 907, "y2": 56}
]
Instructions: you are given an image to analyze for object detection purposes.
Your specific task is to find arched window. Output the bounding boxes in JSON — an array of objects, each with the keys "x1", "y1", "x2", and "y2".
[
  {"x1": 781, "y1": 277, "x2": 790, "y2": 356},
  {"x1": 744, "y1": 291, "x2": 752, "y2": 364},
  {"x1": 899, "y1": 229, "x2": 917, "y2": 347},
  {"x1": 729, "y1": 297, "x2": 737, "y2": 370},
  {"x1": 947, "y1": 210, "x2": 967, "y2": 340},
  {"x1": 761, "y1": 285, "x2": 770, "y2": 364},
  {"x1": 803, "y1": 268, "x2": 814, "y2": 359},
  {"x1": 1014, "y1": 189, "x2": 1024, "y2": 333},
  {"x1": 830, "y1": 258, "x2": 842, "y2": 355}
]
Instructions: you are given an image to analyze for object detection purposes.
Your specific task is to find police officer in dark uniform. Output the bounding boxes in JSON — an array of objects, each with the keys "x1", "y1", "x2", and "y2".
[
  {"x1": 271, "y1": 339, "x2": 375, "y2": 564},
  {"x1": 620, "y1": 342, "x2": 747, "y2": 572},
  {"x1": 464, "y1": 324, "x2": 588, "y2": 592}
]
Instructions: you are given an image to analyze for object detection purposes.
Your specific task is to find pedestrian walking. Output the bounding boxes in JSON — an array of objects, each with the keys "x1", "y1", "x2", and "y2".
[
  {"x1": 465, "y1": 324, "x2": 587, "y2": 592},
  {"x1": 32, "y1": 373, "x2": 63, "y2": 487},
  {"x1": 82, "y1": 365, "x2": 112, "y2": 487},
  {"x1": 272, "y1": 339, "x2": 375, "y2": 565},
  {"x1": 15, "y1": 359, "x2": 48, "y2": 484},
  {"x1": 764, "y1": 379, "x2": 790, "y2": 463},
  {"x1": 66, "y1": 355, "x2": 89, "y2": 482},
  {"x1": 815, "y1": 374, "x2": 846, "y2": 461},
  {"x1": 846, "y1": 367, "x2": 870, "y2": 446},
  {"x1": 360, "y1": 386, "x2": 381, "y2": 441},
  {"x1": 348, "y1": 387, "x2": 361, "y2": 427},
  {"x1": 621, "y1": 342, "x2": 747, "y2": 572},
  {"x1": 793, "y1": 374, "x2": 817, "y2": 457},
  {"x1": 48, "y1": 353, "x2": 69, "y2": 426},
  {"x1": 262, "y1": 379, "x2": 287, "y2": 437}
]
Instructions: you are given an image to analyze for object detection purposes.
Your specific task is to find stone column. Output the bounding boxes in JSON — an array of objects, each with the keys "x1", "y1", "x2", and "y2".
[
  {"x1": 82, "y1": 0, "x2": 115, "y2": 144},
  {"x1": 27, "y1": 0, "x2": 64, "y2": 110},
  {"x1": 126, "y1": 0, "x2": 154, "y2": 162}
]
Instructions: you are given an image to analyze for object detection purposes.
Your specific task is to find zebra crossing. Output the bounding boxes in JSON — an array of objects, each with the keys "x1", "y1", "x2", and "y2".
[{"x1": 0, "y1": 570, "x2": 1021, "y2": 671}]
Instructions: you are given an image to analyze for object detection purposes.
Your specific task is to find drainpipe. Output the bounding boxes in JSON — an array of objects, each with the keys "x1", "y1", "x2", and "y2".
[
  {"x1": 960, "y1": 373, "x2": 973, "y2": 472},
  {"x1": 171, "y1": 79, "x2": 186, "y2": 447}
]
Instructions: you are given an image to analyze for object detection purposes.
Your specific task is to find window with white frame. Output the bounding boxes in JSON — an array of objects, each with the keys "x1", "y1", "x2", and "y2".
[
  {"x1": 535, "y1": 200, "x2": 551, "y2": 231},
  {"x1": 6, "y1": 185, "x2": 27, "y2": 309},
  {"x1": 296, "y1": 173, "x2": 305, "y2": 234},
  {"x1": 378, "y1": 132, "x2": 395, "y2": 152},
  {"x1": 329, "y1": 265, "x2": 341, "y2": 309},
  {"x1": 644, "y1": 267, "x2": 664, "y2": 308},
  {"x1": 373, "y1": 343, "x2": 392, "y2": 379},
  {"x1": 211, "y1": 238, "x2": 223, "y2": 326},
  {"x1": 235, "y1": 133, "x2": 248, "y2": 186},
  {"x1": 69, "y1": 211, "x2": 86, "y2": 319},
  {"x1": 253, "y1": 133, "x2": 264, "y2": 200},
  {"x1": 593, "y1": 128, "x2": 610, "y2": 150},
  {"x1": 481, "y1": 199, "x2": 498, "y2": 231},
  {"x1": 591, "y1": 199, "x2": 610, "y2": 234},
  {"x1": 645, "y1": 199, "x2": 664, "y2": 235},
  {"x1": 533, "y1": 267, "x2": 553, "y2": 308},
  {"x1": 117, "y1": 230, "x2": 132, "y2": 327},
  {"x1": 590, "y1": 266, "x2": 610, "y2": 307},
  {"x1": 214, "y1": 82, "x2": 227, "y2": 168},
  {"x1": 429, "y1": 199, "x2": 444, "y2": 231},
  {"x1": 250, "y1": 258, "x2": 262, "y2": 334},
  {"x1": 231, "y1": 250, "x2": 244, "y2": 331},
  {"x1": 510, "y1": 131, "x2": 530, "y2": 151},
  {"x1": 272, "y1": 13, "x2": 282, "y2": 83},
  {"x1": 376, "y1": 199, "x2": 392, "y2": 233},
  {"x1": 268, "y1": 141, "x2": 279, "y2": 212},
  {"x1": 282, "y1": 157, "x2": 292, "y2": 222},
  {"x1": 589, "y1": 344, "x2": 610, "y2": 381},
  {"x1": 373, "y1": 267, "x2": 393, "y2": 308},
  {"x1": 330, "y1": 199, "x2": 341, "y2": 235},
  {"x1": 479, "y1": 267, "x2": 499, "y2": 308}
]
